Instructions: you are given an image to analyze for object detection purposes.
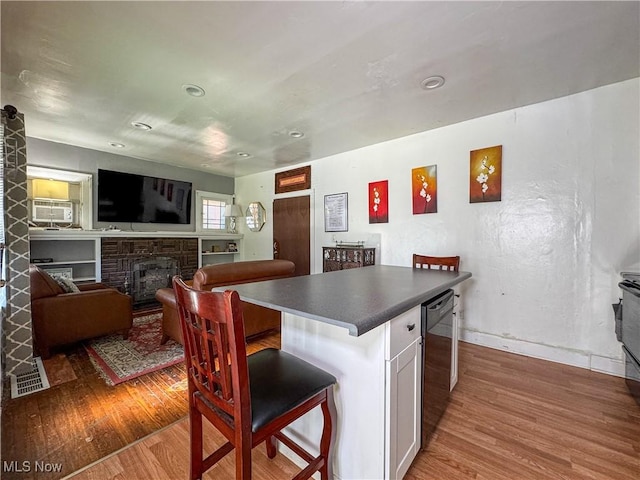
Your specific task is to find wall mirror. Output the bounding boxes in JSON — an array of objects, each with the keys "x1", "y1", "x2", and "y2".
[{"x1": 246, "y1": 202, "x2": 266, "y2": 232}]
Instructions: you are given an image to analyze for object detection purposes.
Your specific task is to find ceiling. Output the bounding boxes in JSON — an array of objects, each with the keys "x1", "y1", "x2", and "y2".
[{"x1": 1, "y1": 1, "x2": 639, "y2": 178}]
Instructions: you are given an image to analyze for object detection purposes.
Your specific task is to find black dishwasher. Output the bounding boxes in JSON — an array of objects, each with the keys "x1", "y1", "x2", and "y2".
[{"x1": 421, "y1": 289, "x2": 454, "y2": 448}]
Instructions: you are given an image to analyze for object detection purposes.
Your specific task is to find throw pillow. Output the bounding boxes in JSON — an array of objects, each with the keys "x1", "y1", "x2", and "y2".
[{"x1": 55, "y1": 276, "x2": 80, "y2": 293}]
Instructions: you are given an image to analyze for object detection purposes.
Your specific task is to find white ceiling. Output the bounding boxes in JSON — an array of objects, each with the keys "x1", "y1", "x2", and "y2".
[{"x1": 1, "y1": 1, "x2": 638, "y2": 178}]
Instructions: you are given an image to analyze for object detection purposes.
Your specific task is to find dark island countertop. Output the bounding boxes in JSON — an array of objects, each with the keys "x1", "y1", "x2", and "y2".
[{"x1": 214, "y1": 265, "x2": 471, "y2": 337}]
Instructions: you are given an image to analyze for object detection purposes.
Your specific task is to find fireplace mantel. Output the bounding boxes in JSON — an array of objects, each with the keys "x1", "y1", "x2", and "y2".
[{"x1": 30, "y1": 228, "x2": 243, "y2": 241}]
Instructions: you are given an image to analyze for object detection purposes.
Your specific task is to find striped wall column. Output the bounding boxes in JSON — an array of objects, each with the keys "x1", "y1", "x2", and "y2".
[{"x1": 3, "y1": 112, "x2": 32, "y2": 375}]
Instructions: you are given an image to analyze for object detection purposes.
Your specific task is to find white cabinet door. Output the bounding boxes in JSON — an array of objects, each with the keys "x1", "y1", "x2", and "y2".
[{"x1": 386, "y1": 337, "x2": 422, "y2": 480}]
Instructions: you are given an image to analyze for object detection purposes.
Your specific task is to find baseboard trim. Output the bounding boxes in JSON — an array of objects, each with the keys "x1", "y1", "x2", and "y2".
[
  {"x1": 459, "y1": 329, "x2": 625, "y2": 378},
  {"x1": 590, "y1": 354, "x2": 625, "y2": 377}
]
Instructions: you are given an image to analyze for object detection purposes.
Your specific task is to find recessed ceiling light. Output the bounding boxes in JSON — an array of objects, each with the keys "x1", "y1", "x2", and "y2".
[
  {"x1": 421, "y1": 75, "x2": 445, "y2": 90},
  {"x1": 289, "y1": 130, "x2": 304, "y2": 138},
  {"x1": 182, "y1": 84, "x2": 205, "y2": 97},
  {"x1": 237, "y1": 152, "x2": 251, "y2": 158},
  {"x1": 131, "y1": 121, "x2": 152, "y2": 131},
  {"x1": 109, "y1": 142, "x2": 125, "y2": 148}
]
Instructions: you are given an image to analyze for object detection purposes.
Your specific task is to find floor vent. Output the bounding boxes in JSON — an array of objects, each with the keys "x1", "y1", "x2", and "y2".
[{"x1": 10, "y1": 357, "x2": 50, "y2": 398}]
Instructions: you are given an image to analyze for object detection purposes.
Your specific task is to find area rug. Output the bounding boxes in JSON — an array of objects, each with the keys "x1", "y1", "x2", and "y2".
[{"x1": 85, "y1": 312, "x2": 184, "y2": 386}]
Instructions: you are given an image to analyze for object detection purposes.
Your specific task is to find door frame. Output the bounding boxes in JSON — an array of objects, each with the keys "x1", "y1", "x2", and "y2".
[{"x1": 273, "y1": 189, "x2": 316, "y2": 274}]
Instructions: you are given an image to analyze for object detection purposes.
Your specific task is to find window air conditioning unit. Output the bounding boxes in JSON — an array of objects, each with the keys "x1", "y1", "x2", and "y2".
[{"x1": 32, "y1": 200, "x2": 73, "y2": 223}]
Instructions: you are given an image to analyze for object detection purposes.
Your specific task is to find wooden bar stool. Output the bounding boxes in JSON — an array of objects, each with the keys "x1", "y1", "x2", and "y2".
[
  {"x1": 412, "y1": 254, "x2": 460, "y2": 272},
  {"x1": 172, "y1": 276, "x2": 337, "y2": 480}
]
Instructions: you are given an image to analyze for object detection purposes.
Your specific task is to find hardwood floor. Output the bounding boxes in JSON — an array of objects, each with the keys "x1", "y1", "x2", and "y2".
[
  {"x1": 67, "y1": 342, "x2": 640, "y2": 480},
  {"x1": 0, "y1": 332, "x2": 280, "y2": 480},
  {"x1": 3, "y1": 340, "x2": 639, "y2": 479},
  {"x1": 406, "y1": 342, "x2": 640, "y2": 480}
]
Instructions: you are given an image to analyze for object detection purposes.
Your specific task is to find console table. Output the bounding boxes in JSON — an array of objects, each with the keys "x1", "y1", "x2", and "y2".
[{"x1": 322, "y1": 245, "x2": 376, "y2": 272}]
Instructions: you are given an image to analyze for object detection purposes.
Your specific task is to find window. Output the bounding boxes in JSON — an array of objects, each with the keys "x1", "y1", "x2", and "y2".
[
  {"x1": 196, "y1": 191, "x2": 232, "y2": 232},
  {"x1": 202, "y1": 198, "x2": 226, "y2": 230}
]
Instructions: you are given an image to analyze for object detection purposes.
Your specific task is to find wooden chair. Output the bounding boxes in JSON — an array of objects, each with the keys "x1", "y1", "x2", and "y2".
[
  {"x1": 412, "y1": 254, "x2": 460, "y2": 272},
  {"x1": 172, "y1": 276, "x2": 337, "y2": 480}
]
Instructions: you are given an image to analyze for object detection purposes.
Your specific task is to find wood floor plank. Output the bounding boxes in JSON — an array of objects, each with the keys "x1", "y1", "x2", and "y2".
[
  {"x1": 69, "y1": 418, "x2": 305, "y2": 480},
  {"x1": 1, "y1": 331, "x2": 280, "y2": 480},
  {"x1": 405, "y1": 342, "x2": 640, "y2": 480},
  {"x1": 3, "y1": 338, "x2": 639, "y2": 480},
  {"x1": 63, "y1": 341, "x2": 640, "y2": 480}
]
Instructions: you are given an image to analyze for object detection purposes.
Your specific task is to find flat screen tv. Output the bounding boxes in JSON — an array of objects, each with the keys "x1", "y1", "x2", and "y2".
[{"x1": 97, "y1": 169, "x2": 192, "y2": 224}]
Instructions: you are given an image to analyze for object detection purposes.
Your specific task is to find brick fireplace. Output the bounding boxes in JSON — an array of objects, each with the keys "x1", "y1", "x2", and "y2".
[{"x1": 101, "y1": 237, "x2": 198, "y2": 307}]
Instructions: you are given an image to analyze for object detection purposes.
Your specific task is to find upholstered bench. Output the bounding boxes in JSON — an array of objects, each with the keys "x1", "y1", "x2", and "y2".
[{"x1": 155, "y1": 259, "x2": 295, "y2": 345}]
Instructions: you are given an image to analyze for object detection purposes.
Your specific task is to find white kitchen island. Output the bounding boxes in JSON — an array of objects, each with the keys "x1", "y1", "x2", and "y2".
[{"x1": 220, "y1": 265, "x2": 471, "y2": 480}]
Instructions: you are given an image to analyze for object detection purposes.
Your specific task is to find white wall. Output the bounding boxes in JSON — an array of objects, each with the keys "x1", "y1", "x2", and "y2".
[{"x1": 235, "y1": 79, "x2": 640, "y2": 374}]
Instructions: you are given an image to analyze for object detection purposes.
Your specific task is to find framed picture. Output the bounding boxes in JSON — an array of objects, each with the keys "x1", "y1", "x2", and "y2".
[
  {"x1": 324, "y1": 192, "x2": 348, "y2": 232},
  {"x1": 227, "y1": 242, "x2": 238, "y2": 252},
  {"x1": 369, "y1": 180, "x2": 388, "y2": 224},
  {"x1": 412, "y1": 165, "x2": 437, "y2": 214},
  {"x1": 470, "y1": 145, "x2": 502, "y2": 203},
  {"x1": 44, "y1": 267, "x2": 73, "y2": 280},
  {"x1": 275, "y1": 165, "x2": 311, "y2": 194}
]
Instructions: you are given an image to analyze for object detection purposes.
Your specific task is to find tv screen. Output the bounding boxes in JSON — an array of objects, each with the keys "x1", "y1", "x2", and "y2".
[{"x1": 98, "y1": 169, "x2": 192, "y2": 224}]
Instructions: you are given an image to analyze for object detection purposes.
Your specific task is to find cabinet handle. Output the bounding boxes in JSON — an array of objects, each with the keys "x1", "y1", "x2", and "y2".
[{"x1": 406, "y1": 323, "x2": 416, "y2": 332}]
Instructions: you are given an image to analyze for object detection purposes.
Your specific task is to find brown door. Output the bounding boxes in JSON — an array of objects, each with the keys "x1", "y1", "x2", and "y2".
[{"x1": 273, "y1": 196, "x2": 310, "y2": 276}]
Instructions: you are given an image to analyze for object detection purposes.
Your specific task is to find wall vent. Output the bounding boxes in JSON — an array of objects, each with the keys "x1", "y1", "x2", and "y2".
[{"x1": 10, "y1": 357, "x2": 50, "y2": 398}]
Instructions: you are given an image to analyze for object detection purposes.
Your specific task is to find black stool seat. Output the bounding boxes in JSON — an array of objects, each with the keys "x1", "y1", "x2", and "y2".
[{"x1": 248, "y1": 348, "x2": 337, "y2": 432}]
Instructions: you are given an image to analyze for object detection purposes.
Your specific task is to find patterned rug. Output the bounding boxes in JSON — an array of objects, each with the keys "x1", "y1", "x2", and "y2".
[{"x1": 85, "y1": 313, "x2": 184, "y2": 386}]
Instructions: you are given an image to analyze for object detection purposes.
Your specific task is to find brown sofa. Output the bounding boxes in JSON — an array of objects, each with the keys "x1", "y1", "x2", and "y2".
[
  {"x1": 155, "y1": 259, "x2": 295, "y2": 345},
  {"x1": 30, "y1": 265, "x2": 133, "y2": 359}
]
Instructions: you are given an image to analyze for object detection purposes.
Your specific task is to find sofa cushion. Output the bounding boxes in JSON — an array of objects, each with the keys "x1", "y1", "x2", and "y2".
[
  {"x1": 192, "y1": 259, "x2": 296, "y2": 291},
  {"x1": 55, "y1": 277, "x2": 81, "y2": 293}
]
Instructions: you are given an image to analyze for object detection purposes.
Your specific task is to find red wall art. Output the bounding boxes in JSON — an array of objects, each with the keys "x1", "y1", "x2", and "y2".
[{"x1": 369, "y1": 180, "x2": 388, "y2": 223}]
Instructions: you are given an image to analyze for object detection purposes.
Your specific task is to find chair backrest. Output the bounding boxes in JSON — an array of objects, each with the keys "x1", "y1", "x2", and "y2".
[
  {"x1": 172, "y1": 276, "x2": 250, "y2": 422},
  {"x1": 412, "y1": 254, "x2": 460, "y2": 272}
]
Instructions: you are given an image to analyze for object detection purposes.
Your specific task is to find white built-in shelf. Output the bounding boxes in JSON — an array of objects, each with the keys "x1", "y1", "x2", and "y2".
[
  {"x1": 38, "y1": 260, "x2": 96, "y2": 266},
  {"x1": 29, "y1": 229, "x2": 243, "y2": 276}
]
